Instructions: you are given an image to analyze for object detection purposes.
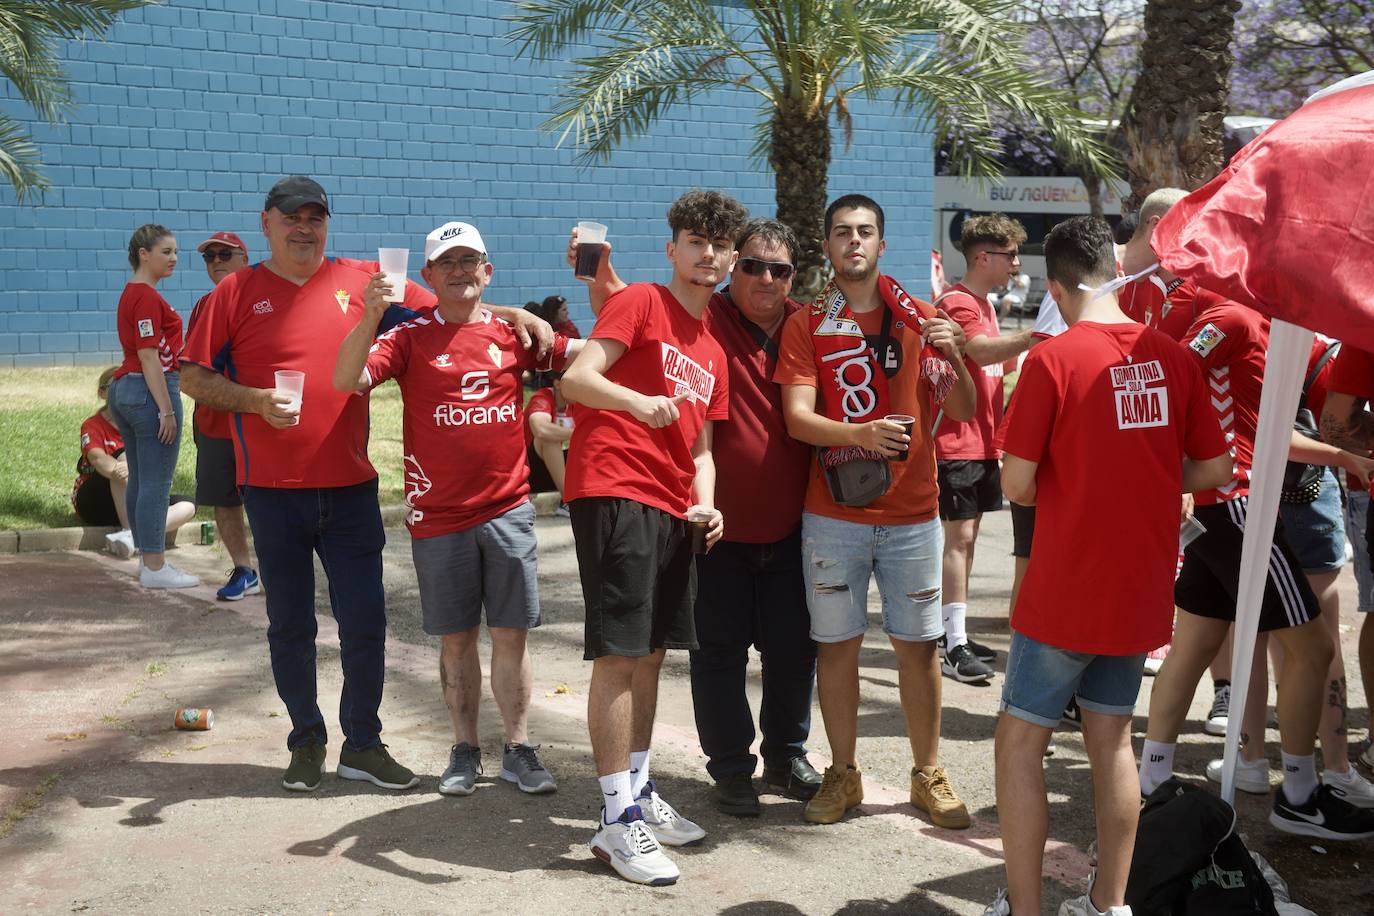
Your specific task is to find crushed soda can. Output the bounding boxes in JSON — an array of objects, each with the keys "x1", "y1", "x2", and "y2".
[{"x1": 174, "y1": 707, "x2": 214, "y2": 731}]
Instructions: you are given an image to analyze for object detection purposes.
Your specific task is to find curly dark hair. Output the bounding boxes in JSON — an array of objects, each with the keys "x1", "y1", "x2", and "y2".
[
  {"x1": 735, "y1": 217, "x2": 799, "y2": 264},
  {"x1": 666, "y1": 190, "x2": 748, "y2": 244},
  {"x1": 1044, "y1": 215, "x2": 1116, "y2": 289}
]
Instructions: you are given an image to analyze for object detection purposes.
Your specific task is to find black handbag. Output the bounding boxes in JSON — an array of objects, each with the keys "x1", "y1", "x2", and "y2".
[{"x1": 1281, "y1": 341, "x2": 1340, "y2": 504}]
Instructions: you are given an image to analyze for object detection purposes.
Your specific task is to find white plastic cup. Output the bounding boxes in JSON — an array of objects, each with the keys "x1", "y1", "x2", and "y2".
[
  {"x1": 274, "y1": 370, "x2": 305, "y2": 427},
  {"x1": 378, "y1": 247, "x2": 408, "y2": 303},
  {"x1": 1180, "y1": 514, "x2": 1207, "y2": 550},
  {"x1": 574, "y1": 222, "x2": 608, "y2": 280}
]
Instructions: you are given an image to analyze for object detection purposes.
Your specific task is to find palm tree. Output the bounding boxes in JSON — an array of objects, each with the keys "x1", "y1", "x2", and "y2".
[
  {"x1": 1120, "y1": 0, "x2": 1242, "y2": 208},
  {"x1": 511, "y1": 0, "x2": 1116, "y2": 293},
  {"x1": 0, "y1": 0, "x2": 153, "y2": 201}
]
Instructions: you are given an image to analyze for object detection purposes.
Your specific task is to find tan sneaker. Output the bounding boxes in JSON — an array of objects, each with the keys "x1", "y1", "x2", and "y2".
[
  {"x1": 910, "y1": 765, "x2": 971, "y2": 829},
  {"x1": 803, "y1": 764, "x2": 863, "y2": 824}
]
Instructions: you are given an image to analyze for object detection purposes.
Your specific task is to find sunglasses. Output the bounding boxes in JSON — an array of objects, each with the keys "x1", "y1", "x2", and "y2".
[
  {"x1": 737, "y1": 257, "x2": 795, "y2": 281},
  {"x1": 202, "y1": 248, "x2": 240, "y2": 263}
]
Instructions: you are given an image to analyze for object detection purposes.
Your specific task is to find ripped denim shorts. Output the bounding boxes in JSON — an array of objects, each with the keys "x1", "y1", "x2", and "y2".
[{"x1": 800, "y1": 512, "x2": 944, "y2": 643}]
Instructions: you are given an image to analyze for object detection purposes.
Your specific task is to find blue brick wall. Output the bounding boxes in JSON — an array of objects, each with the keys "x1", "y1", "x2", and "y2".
[{"x1": 0, "y1": 0, "x2": 932, "y2": 367}]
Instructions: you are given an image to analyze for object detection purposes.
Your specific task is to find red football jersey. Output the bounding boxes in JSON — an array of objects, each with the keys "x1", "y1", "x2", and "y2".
[
  {"x1": 186, "y1": 291, "x2": 231, "y2": 439},
  {"x1": 71, "y1": 411, "x2": 124, "y2": 504},
  {"x1": 524, "y1": 387, "x2": 572, "y2": 448},
  {"x1": 181, "y1": 257, "x2": 437, "y2": 488},
  {"x1": 999, "y1": 322, "x2": 1228, "y2": 654},
  {"x1": 565, "y1": 284, "x2": 730, "y2": 518},
  {"x1": 365, "y1": 309, "x2": 568, "y2": 537},
  {"x1": 1119, "y1": 275, "x2": 1225, "y2": 343},
  {"x1": 114, "y1": 283, "x2": 183, "y2": 378},
  {"x1": 933, "y1": 284, "x2": 1004, "y2": 460},
  {"x1": 1181, "y1": 301, "x2": 1268, "y2": 506}
]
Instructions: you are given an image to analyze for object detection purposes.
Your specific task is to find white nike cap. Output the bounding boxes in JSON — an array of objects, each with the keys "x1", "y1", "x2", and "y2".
[{"x1": 424, "y1": 221, "x2": 487, "y2": 262}]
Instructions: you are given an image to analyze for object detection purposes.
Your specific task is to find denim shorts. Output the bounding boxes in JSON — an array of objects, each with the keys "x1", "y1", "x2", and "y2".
[
  {"x1": 1345, "y1": 488, "x2": 1374, "y2": 612},
  {"x1": 800, "y1": 512, "x2": 943, "y2": 643},
  {"x1": 1277, "y1": 466, "x2": 1345, "y2": 573},
  {"x1": 1000, "y1": 631, "x2": 1146, "y2": 728}
]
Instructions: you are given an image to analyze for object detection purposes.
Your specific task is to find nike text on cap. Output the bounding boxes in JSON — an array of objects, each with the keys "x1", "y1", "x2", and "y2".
[
  {"x1": 264, "y1": 175, "x2": 330, "y2": 215},
  {"x1": 197, "y1": 231, "x2": 248, "y2": 254},
  {"x1": 425, "y1": 221, "x2": 487, "y2": 263}
]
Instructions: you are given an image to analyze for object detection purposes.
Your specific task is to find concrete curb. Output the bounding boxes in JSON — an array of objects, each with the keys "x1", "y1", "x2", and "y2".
[{"x1": 0, "y1": 492, "x2": 564, "y2": 554}]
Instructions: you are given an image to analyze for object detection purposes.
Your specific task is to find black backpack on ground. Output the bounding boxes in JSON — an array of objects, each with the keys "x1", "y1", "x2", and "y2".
[{"x1": 1126, "y1": 778, "x2": 1278, "y2": 916}]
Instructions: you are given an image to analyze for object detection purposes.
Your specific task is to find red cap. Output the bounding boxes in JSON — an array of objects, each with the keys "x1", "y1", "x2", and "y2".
[{"x1": 197, "y1": 231, "x2": 248, "y2": 254}]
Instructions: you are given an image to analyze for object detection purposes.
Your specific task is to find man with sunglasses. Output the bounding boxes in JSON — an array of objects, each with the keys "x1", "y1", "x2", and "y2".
[
  {"x1": 573, "y1": 216, "x2": 823, "y2": 818},
  {"x1": 934, "y1": 214, "x2": 1034, "y2": 685},
  {"x1": 182, "y1": 176, "x2": 553, "y2": 796},
  {"x1": 335, "y1": 221, "x2": 581, "y2": 802},
  {"x1": 186, "y1": 232, "x2": 259, "y2": 601}
]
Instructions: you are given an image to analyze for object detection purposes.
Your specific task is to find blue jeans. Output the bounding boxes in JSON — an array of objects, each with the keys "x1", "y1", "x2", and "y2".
[
  {"x1": 689, "y1": 529, "x2": 817, "y2": 779},
  {"x1": 1344, "y1": 488, "x2": 1374, "y2": 612},
  {"x1": 107, "y1": 371, "x2": 181, "y2": 555},
  {"x1": 801, "y1": 512, "x2": 944, "y2": 642},
  {"x1": 242, "y1": 479, "x2": 387, "y2": 752}
]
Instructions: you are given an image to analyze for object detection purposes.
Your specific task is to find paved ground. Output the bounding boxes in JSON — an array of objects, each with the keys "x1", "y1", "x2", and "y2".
[{"x1": 2, "y1": 510, "x2": 1368, "y2": 914}]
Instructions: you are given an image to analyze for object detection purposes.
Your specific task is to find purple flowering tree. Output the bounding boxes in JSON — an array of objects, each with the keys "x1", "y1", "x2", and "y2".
[{"x1": 1231, "y1": 0, "x2": 1373, "y2": 117}]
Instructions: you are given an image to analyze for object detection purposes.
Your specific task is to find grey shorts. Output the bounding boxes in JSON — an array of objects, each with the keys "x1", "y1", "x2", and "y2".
[{"x1": 410, "y1": 501, "x2": 540, "y2": 635}]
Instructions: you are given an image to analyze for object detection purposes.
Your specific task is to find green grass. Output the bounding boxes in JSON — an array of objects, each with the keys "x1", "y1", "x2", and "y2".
[{"x1": 0, "y1": 367, "x2": 405, "y2": 530}]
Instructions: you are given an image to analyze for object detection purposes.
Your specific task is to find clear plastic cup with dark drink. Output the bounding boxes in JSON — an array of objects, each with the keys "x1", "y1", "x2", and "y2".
[
  {"x1": 885, "y1": 414, "x2": 916, "y2": 461},
  {"x1": 687, "y1": 507, "x2": 713, "y2": 555},
  {"x1": 575, "y1": 221, "x2": 608, "y2": 280}
]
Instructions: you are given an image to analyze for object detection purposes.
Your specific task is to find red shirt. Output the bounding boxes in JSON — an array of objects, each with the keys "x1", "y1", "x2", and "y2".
[
  {"x1": 1181, "y1": 301, "x2": 1267, "y2": 506},
  {"x1": 115, "y1": 283, "x2": 183, "y2": 378},
  {"x1": 565, "y1": 283, "x2": 730, "y2": 518},
  {"x1": 1120, "y1": 276, "x2": 1225, "y2": 342},
  {"x1": 186, "y1": 291, "x2": 232, "y2": 439},
  {"x1": 365, "y1": 308, "x2": 568, "y2": 537},
  {"x1": 999, "y1": 322, "x2": 1228, "y2": 654},
  {"x1": 702, "y1": 289, "x2": 810, "y2": 544},
  {"x1": 1322, "y1": 343, "x2": 1373, "y2": 492},
  {"x1": 524, "y1": 387, "x2": 572, "y2": 448},
  {"x1": 933, "y1": 284, "x2": 1003, "y2": 460},
  {"x1": 71, "y1": 411, "x2": 123, "y2": 504},
  {"x1": 555, "y1": 318, "x2": 582, "y2": 339},
  {"x1": 182, "y1": 257, "x2": 437, "y2": 488}
]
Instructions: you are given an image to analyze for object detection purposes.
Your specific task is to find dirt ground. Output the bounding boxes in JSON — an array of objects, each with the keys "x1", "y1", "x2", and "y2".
[{"x1": 1, "y1": 510, "x2": 1368, "y2": 915}]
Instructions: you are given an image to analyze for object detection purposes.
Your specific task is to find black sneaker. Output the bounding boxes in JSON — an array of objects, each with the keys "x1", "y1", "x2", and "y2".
[
  {"x1": 763, "y1": 756, "x2": 822, "y2": 800},
  {"x1": 941, "y1": 642, "x2": 994, "y2": 683},
  {"x1": 713, "y1": 772, "x2": 760, "y2": 817},
  {"x1": 283, "y1": 742, "x2": 325, "y2": 792},
  {"x1": 965, "y1": 637, "x2": 996, "y2": 662},
  {"x1": 1269, "y1": 784, "x2": 1374, "y2": 840},
  {"x1": 1061, "y1": 696, "x2": 1082, "y2": 727}
]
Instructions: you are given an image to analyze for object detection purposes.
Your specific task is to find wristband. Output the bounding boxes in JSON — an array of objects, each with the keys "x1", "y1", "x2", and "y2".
[{"x1": 159, "y1": 411, "x2": 174, "y2": 419}]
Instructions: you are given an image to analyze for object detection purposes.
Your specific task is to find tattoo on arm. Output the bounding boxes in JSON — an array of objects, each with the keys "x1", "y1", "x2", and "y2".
[{"x1": 1320, "y1": 407, "x2": 1374, "y2": 452}]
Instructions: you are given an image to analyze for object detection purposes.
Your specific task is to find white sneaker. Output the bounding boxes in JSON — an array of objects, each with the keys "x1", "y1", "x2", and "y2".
[
  {"x1": 139, "y1": 561, "x2": 200, "y2": 589},
  {"x1": 588, "y1": 805, "x2": 679, "y2": 886},
  {"x1": 637, "y1": 780, "x2": 706, "y2": 846},
  {"x1": 983, "y1": 889, "x2": 1012, "y2": 915},
  {"x1": 105, "y1": 529, "x2": 137, "y2": 559},
  {"x1": 1324, "y1": 766, "x2": 1374, "y2": 809},
  {"x1": 1205, "y1": 755, "x2": 1272, "y2": 794},
  {"x1": 1058, "y1": 875, "x2": 1132, "y2": 915}
]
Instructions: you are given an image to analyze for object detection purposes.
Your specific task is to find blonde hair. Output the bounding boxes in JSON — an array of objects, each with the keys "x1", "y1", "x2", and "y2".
[
  {"x1": 97, "y1": 366, "x2": 118, "y2": 397},
  {"x1": 1134, "y1": 188, "x2": 1188, "y2": 238},
  {"x1": 958, "y1": 214, "x2": 1028, "y2": 255}
]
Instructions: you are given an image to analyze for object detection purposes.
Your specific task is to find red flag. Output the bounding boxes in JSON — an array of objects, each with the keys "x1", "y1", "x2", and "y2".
[{"x1": 1152, "y1": 82, "x2": 1374, "y2": 352}]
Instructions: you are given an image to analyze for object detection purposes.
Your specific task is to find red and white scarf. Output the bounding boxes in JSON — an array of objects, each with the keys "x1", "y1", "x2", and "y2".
[{"x1": 809, "y1": 275, "x2": 957, "y2": 465}]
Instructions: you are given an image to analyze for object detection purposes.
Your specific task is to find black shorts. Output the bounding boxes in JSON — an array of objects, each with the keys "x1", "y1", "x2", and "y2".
[
  {"x1": 195, "y1": 431, "x2": 241, "y2": 508},
  {"x1": 1174, "y1": 498, "x2": 1320, "y2": 631},
  {"x1": 73, "y1": 475, "x2": 121, "y2": 526},
  {"x1": 526, "y1": 443, "x2": 558, "y2": 494},
  {"x1": 569, "y1": 496, "x2": 698, "y2": 660},
  {"x1": 937, "y1": 459, "x2": 1003, "y2": 521},
  {"x1": 1010, "y1": 501, "x2": 1035, "y2": 559}
]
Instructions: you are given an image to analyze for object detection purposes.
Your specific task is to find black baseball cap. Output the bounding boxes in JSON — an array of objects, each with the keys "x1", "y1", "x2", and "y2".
[{"x1": 264, "y1": 176, "x2": 330, "y2": 215}]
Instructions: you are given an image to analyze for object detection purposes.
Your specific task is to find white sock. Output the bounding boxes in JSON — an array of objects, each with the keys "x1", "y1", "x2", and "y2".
[
  {"x1": 1139, "y1": 740, "x2": 1176, "y2": 796},
  {"x1": 598, "y1": 770, "x2": 634, "y2": 822},
  {"x1": 1281, "y1": 751, "x2": 1318, "y2": 805},
  {"x1": 942, "y1": 602, "x2": 968, "y2": 648},
  {"x1": 630, "y1": 749, "x2": 651, "y2": 798}
]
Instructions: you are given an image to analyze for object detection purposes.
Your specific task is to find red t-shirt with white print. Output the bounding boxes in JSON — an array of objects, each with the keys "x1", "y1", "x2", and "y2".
[
  {"x1": 365, "y1": 308, "x2": 569, "y2": 538},
  {"x1": 933, "y1": 283, "x2": 1003, "y2": 460},
  {"x1": 115, "y1": 283, "x2": 183, "y2": 377},
  {"x1": 565, "y1": 283, "x2": 730, "y2": 518}
]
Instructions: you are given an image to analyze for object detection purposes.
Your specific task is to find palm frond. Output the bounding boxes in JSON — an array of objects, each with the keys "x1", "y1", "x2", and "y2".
[{"x1": 0, "y1": 113, "x2": 48, "y2": 201}]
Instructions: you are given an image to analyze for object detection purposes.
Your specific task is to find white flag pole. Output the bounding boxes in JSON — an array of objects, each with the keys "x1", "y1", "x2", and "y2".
[{"x1": 1221, "y1": 319, "x2": 1314, "y2": 803}]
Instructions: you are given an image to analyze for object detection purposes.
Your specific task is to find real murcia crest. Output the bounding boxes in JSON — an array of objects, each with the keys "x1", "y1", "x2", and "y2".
[
  {"x1": 334, "y1": 289, "x2": 350, "y2": 313},
  {"x1": 487, "y1": 342, "x2": 503, "y2": 368}
]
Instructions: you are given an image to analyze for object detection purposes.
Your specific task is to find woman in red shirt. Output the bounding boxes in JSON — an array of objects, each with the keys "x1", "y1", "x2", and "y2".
[
  {"x1": 105, "y1": 224, "x2": 199, "y2": 589},
  {"x1": 73, "y1": 367, "x2": 196, "y2": 558}
]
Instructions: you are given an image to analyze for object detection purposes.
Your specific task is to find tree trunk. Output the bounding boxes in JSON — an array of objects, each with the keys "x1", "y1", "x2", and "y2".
[
  {"x1": 1122, "y1": 0, "x2": 1242, "y2": 211},
  {"x1": 770, "y1": 98, "x2": 831, "y2": 301},
  {"x1": 1082, "y1": 169, "x2": 1104, "y2": 219}
]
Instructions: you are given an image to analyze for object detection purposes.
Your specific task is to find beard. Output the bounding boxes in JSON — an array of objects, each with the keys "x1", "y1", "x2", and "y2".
[{"x1": 837, "y1": 259, "x2": 876, "y2": 282}]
